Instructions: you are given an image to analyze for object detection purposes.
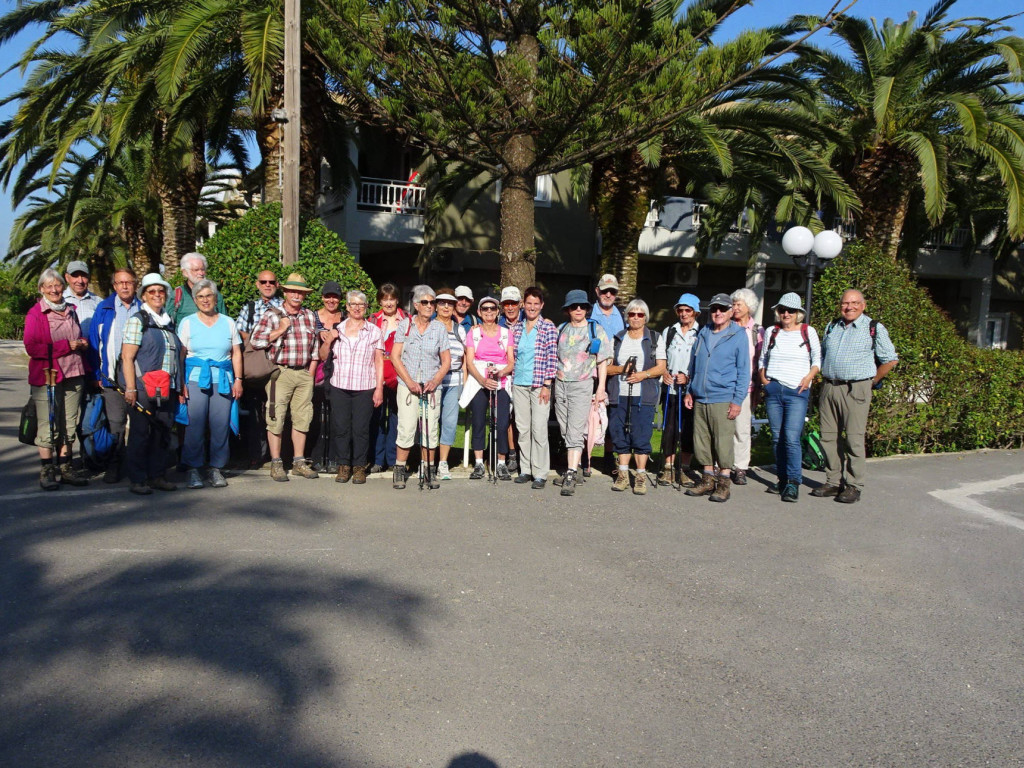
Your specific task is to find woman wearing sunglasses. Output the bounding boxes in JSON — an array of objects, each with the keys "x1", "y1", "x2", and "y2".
[
  {"x1": 757, "y1": 292, "x2": 821, "y2": 502},
  {"x1": 606, "y1": 299, "x2": 666, "y2": 495}
]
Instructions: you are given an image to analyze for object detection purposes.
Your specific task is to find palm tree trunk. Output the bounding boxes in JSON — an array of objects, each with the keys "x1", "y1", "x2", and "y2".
[
  {"x1": 123, "y1": 217, "x2": 157, "y2": 276},
  {"x1": 152, "y1": 124, "x2": 206, "y2": 276},
  {"x1": 257, "y1": 74, "x2": 285, "y2": 205},
  {"x1": 851, "y1": 143, "x2": 916, "y2": 260}
]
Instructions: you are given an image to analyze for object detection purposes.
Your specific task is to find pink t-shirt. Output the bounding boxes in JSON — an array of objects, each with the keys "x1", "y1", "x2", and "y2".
[{"x1": 466, "y1": 326, "x2": 510, "y2": 384}]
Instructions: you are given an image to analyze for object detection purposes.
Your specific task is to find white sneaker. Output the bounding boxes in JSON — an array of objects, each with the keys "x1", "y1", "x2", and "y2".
[{"x1": 437, "y1": 461, "x2": 451, "y2": 481}]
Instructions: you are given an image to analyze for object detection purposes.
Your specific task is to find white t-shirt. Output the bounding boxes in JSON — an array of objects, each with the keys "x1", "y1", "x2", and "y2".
[{"x1": 758, "y1": 325, "x2": 821, "y2": 389}]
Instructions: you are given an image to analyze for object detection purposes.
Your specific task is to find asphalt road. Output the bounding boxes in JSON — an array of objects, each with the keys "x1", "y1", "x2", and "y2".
[{"x1": 1, "y1": 341, "x2": 1022, "y2": 768}]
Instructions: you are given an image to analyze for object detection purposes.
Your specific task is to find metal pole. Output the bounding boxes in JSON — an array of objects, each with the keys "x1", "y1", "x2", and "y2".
[
  {"x1": 281, "y1": 0, "x2": 301, "y2": 265},
  {"x1": 804, "y1": 257, "x2": 816, "y2": 325}
]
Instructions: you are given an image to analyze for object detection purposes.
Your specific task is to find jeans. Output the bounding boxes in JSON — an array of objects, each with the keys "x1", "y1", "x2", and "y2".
[
  {"x1": 183, "y1": 382, "x2": 233, "y2": 469},
  {"x1": 368, "y1": 387, "x2": 398, "y2": 467},
  {"x1": 763, "y1": 379, "x2": 810, "y2": 484},
  {"x1": 439, "y1": 384, "x2": 463, "y2": 446}
]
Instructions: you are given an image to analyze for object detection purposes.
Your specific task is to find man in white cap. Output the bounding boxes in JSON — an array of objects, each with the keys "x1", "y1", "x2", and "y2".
[
  {"x1": 499, "y1": 286, "x2": 525, "y2": 328},
  {"x1": 454, "y1": 285, "x2": 479, "y2": 333},
  {"x1": 63, "y1": 260, "x2": 101, "y2": 336},
  {"x1": 591, "y1": 273, "x2": 625, "y2": 340}
]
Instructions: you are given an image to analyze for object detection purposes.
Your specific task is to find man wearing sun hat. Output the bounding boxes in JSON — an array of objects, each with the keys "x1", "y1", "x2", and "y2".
[{"x1": 250, "y1": 272, "x2": 321, "y2": 482}]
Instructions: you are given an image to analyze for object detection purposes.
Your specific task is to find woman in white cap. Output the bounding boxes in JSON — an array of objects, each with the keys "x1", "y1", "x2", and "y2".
[
  {"x1": 729, "y1": 287, "x2": 763, "y2": 486},
  {"x1": 462, "y1": 295, "x2": 514, "y2": 479},
  {"x1": 758, "y1": 292, "x2": 821, "y2": 502}
]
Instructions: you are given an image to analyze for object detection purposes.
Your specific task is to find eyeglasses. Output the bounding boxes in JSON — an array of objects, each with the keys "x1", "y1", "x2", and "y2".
[
  {"x1": 419, "y1": 299, "x2": 436, "y2": 306},
  {"x1": 258, "y1": 279, "x2": 277, "y2": 286},
  {"x1": 196, "y1": 294, "x2": 216, "y2": 301},
  {"x1": 501, "y1": 301, "x2": 520, "y2": 307},
  {"x1": 627, "y1": 312, "x2": 645, "y2": 318},
  {"x1": 436, "y1": 300, "x2": 455, "y2": 307},
  {"x1": 145, "y1": 288, "x2": 167, "y2": 295},
  {"x1": 567, "y1": 304, "x2": 588, "y2": 312},
  {"x1": 348, "y1": 302, "x2": 366, "y2": 307},
  {"x1": 456, "y1": 297, "x2": 472, "y2": 302},
  {"x1": 480, "y1": 305, "x2": 498, "y2": 312},
  {"x1": 676, "y1": 307, "x2": 694, "y2": 313},
  {"x1": 113, "y1": 280, "x2": 136, "y2": 288}
]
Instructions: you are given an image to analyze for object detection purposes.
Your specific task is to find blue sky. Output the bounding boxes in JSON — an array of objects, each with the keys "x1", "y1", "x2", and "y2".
[{"x1": 0, "y1": 0, "x2": 1020, "y2": 262}]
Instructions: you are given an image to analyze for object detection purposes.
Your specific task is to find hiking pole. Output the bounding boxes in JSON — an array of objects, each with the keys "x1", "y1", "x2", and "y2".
[
  {"x1": 319, "y1": 394, "x2": 331, "y2": 471},
  {"x1": 488, "y1": 385, "x2": 498, "y2": 484},
  {"x1": 418, "y1": 383, "x2": 428, "y2": 490},
  {"x1": 674, "y1": 384, "x2": 684, "y2": 491}
]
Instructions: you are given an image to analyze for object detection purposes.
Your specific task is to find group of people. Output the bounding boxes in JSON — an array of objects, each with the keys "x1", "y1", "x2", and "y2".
[{"x1": 24, "y1": 261, "x2": 897, "y2": 504}]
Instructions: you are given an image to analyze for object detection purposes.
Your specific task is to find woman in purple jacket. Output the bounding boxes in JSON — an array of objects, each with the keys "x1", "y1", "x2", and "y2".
[{"x1": 24, "y1": 268, "x2": 91, "y2": 490}]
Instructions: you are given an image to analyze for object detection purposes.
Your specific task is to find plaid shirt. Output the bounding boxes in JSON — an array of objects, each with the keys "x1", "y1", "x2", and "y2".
[
  {"x1": 511, "y1": 317, "x2": 558, "y2": 388},
  {"x1": 250, "y1": 305, "x2": 318, "y2": 367},
  {"x1": 393, "y1": 317, "x2": 448, "y2": 382},
  {"x1": 328, "y1": 319, "x2": 385, "y2": 391},
  {"x1": 821, "y1": 313, "x2": 897, "y2": 381},
  {"x1": 236, "y1": 296, "x2": 284, "y2": 335}
]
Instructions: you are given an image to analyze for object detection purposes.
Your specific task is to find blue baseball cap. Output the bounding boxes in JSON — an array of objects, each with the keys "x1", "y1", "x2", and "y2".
[{"x1": 674, "y1": 293, "x2": 700, "y2": 312}]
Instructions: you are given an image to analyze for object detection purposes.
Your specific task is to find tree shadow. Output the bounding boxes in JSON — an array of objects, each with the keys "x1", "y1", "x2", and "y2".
[{"x1": 0, "y1": 494, "x2": 437, "y2": 768}]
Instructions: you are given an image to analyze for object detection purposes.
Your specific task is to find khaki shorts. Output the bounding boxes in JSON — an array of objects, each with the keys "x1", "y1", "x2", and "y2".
[{"x1": 265, "y1": 366, "x2": 314, "y2": 434}]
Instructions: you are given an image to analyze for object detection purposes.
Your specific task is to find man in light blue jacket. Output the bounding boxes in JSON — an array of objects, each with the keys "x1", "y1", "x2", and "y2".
[{"x1": 683, "y1": 293, "x2": 750, "y2": 502}]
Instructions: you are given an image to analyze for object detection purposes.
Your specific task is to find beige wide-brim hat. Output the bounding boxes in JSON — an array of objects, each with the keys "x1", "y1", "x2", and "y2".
[{"x1": 280, "y1": 273, "x2": 314, "y2": 293}]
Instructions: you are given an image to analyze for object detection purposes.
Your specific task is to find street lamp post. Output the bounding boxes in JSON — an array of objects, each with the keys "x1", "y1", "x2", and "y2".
[{"x1": 781, "y1": 226, "x2": 843, "y2": 324}]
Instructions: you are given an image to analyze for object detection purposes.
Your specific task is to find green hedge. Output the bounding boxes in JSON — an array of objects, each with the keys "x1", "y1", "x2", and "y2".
[
  {"x1": 811, "y1": 241, "x2": 1024, "y2": 454},
  {"x1": 198, "y1": 203, "x2": 377, "y2": 317},
  {"x1": 0, "y1": 265, "x2": 37, "y2": 339}
]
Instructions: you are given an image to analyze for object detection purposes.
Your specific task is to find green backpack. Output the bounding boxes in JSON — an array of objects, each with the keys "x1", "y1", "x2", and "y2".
[{"x1": 801, "y1": 429, "x2": 826, "y2": 471}]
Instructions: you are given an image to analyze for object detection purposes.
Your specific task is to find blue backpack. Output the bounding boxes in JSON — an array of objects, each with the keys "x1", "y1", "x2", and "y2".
[{"x1": 79, "y1": 393, "x2": 117, "y2": 467}]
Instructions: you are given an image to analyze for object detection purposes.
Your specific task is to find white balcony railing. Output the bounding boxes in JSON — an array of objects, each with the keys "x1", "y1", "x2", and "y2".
[{"x1": 357, "y1": 177, "x2": 426, "y2": 214}]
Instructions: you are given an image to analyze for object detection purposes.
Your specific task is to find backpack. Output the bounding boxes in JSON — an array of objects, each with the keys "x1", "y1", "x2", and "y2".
[
  {"x1": 558, "y1": 319, "x2": 602, "y2": 355},
  {"x1": 824, "y1": 318, "x2": 879, "y2": 356},
  {"x1": 801, "y1": 428, "x2": 827, "y2": 471},
  {"x1": 763, "y1": 324, "x2": 813, "y2": 370},
  {"x1": 79, "y1": 392, "x2": 117, "y2": 468}
]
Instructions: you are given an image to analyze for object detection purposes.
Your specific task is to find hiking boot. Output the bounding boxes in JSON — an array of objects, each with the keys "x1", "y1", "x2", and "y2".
[
  {"x1": 40, "y1": 465, "x2": 59, "y2": 491},
  {"x1": 709, "y1": 475, "x2": 732, "y2": 503},
  {"x1": 531, "y1": 477, "x2": 546, "y2": 490},
  {"x1": 677, "y1": 468, "x2": 697, "y2": 488},
  {"x1": 291, "y1": 458, "x2": 319, "y2": 479},
  {"x1": 685, "y1": 472, "x2": 717, "y2": 497},
  {"x1": 810, "y1": 483, "x2": 843, "y2": 497},
  {"x1": 495, "y1": 463, "x2": 512, "y2": 481},
  {"x1": 392, "y1": 465, "x2": 407, "y2": 490},
  {"x1": 335, "y1": 465, "x2": 352, "y2": 484},
  {"x1": 582, "y1": 467, "x2": 593, "y2": 478},
  {"x1": 612, "y1": 469, "x2": 630, "y2": 492},
  {"x1": 186, "y1": 468, "x2": 204, "y2": 490},
  {"x1": 59, "y1": 462, "x2": 89, "y2": 486},
  {"x1": 427, "y1": 468, "x2": 440, "y2": 490},
  {"x1": 208, "y1": 468, "x2": 228, "y2": 488},
  {"x1": 103, "y1": 462, "x2": 122, "y2": 484},
  {"x1": 560, "y1": 469, "x2": 577, "y2": 496},
  {"x1": 506, "y1": 451, "x2": 518, "y2": 474},
  {"x1": 352, "y1": 465, "x2": 367, "y2": 484},
  {"x1": 657, "y1": 466, "x2": 674, "y2": 486},
  {"x1": 515, "y1": 473, "x2": 533, "y2": 484},
  {"x1": 147, "y1": 476, "x2": 176, "y2": 492},
  {"x1": 129, "y1": 482, "x2": 152, "y2": 495},
  {"x1": 369, "y1": 464, "x2": 384, "y2": 474},
  {"x1": 766, "y1": 478, "x2": 786, "y2": 495},
  {"x1": 836, "y1": 485, "x2": 861, "y2": 504},
  {"x1": 781, "y1": 483, "x2": 799, "y2": 502},
  {"x1": 437, "y1": 461, "x2": 451, "y2": 481},
  {"x1": 633, "y1": 471, "x2": 648, "y2": 496},
  {"x1": 731, "y1": 469, "x2": 747, "y2": 486},
  {"x1": 270, "y1": 459, "x2": 289, "y2": 482},
  {"x1": 470, "y1": 463, "x2": 486, "y2": 480}
]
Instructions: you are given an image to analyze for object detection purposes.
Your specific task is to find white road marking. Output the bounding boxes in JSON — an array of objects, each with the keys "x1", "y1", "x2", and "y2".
[{"x1": 929, "y1": 473, "x2": 1024, "y2": 531}]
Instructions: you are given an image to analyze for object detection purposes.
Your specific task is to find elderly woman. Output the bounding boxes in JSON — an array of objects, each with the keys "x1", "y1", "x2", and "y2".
[
  {"x1": 729, "y1": 287, "x2": 763, "y2": 485},
  {"x1": 758, "y1": 292, "x2": 821, "y2": 502},
  {"x1": 554, "y1": 289, "x2": 610, "y2": 496},
  {"x1": 606, "y1": 299, "x2": 666, "y2": 495},
  {"x1": 320, "y1": 289, "x2": 384, "y2": 484},
  {"x1": 684, "y1": 293, "x2": 750, "y2": 503},
  {"x1": 121, "y1": 273, "x2": 186, "y2": 495},
  {"x1": 433, "y1": 289, "x2": 466, "y2": 481},
  {"x1": 462, "y1": 296, "x2": 515, "y2": 480},
  {"x1": 310, "y1": 281, "x2": 345, "y2": 472},
  {"x1": 658, "y1": 293, "x2": 700, "y2": 488},
  {"x1": 368, "y1": 283, "x2": 408, "y2": 473},
  {"x1": 177, "y1": 279, "x2": 243, "y2": 490},
  {"x1": 24, "y1": 268, "x2": 91, "y2": 489},
  {"x1": 390, "y1": 284, "x2": 451, "y2": 489}
]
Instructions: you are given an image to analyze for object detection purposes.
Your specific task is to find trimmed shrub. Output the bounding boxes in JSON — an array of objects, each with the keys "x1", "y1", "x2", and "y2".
[
  {"x1": 198, "y1": 203, "x2": 377, "y2": 317},
  {"x1": 811, "y1": 241, "x2": 1024, "y2": 454},
  {"x1": 0, "y1": 265, "x2": 37, "y2": 339}
]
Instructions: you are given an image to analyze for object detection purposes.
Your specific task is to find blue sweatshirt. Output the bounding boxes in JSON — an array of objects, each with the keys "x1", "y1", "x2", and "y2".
[{"x1": 687, "y1": 322, "x2": 751, "y2": 405}]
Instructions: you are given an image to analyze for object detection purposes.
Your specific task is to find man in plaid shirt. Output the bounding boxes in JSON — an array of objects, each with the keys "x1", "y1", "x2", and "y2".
[
  {"x1": 510, "y1": 287, "x2": 559, "y2": 488},
  {"x1": 250, "y1": 272, "x2": 320, "y2": 482}
]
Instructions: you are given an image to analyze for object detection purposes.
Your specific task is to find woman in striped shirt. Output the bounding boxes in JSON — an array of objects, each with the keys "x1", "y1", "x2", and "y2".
[{"x1": 757, "y1": 292, "x2": 821, "y2": 503}]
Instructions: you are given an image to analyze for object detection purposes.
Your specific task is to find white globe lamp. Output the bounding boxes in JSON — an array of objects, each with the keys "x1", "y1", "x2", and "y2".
[
  {"x1": 781, "y1": 226, "x2": 814, "y2": 257},
  {"x1": 813, "y1": 229, "x2": 844, "y2": 260}
]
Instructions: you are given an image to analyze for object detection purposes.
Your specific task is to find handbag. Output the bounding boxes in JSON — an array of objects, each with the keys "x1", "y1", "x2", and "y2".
[
  {"x1": 18, "y1": 398, "x2": 37, "y2": 446},
  {"x1": 243, "y1": 337, "x2": 278, "y2": 382}
]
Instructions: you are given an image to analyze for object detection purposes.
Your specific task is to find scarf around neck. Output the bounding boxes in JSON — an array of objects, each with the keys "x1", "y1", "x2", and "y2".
[
  {"x1": 41, "y1": 297, "x2": 67, "y2": 313},
  {"x1": 141, "y1": 302, "x2": 173, "y2": 328}
]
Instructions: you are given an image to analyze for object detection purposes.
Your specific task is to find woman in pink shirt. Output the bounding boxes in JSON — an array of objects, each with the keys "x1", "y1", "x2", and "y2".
[
  {"x1": 463, "y1": 296, "x2": 515, "y2": 480},
  {"x1": 24, "y1": 268, "x2": 91, "y2": 490}
]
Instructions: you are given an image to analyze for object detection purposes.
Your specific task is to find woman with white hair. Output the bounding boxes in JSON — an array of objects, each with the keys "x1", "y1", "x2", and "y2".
[
  {"x1": 390, "y1": 285, "x2": 451, "y2": 489},
  {"x1": 605, "y1": 298, "x2": 666, "y2": 495},
  {"x1": 730, "y1": 287, "x2": 763, "y2": 485},
  {"x1": 24, "y1": 268, "x2": 91, "y2": 489}
]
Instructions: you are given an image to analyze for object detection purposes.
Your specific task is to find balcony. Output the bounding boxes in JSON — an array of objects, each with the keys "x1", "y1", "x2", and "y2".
[{"x1": 356, "y1": 177, "x2": 426, "y2": 214}]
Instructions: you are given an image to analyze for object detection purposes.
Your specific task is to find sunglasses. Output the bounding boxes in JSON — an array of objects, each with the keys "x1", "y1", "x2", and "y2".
[
  {"x1": 258, "y1": 279, "x2": 277, "y2": 285},
  {"x1": 778, "y1": 308, "x2": 798, "y2": 314},
  {"x1": 480, "y1": 305, "x2": 499, "y2": 312},
  {"x1": 567, "y1": 304, "x2": 588, "y2": 311},
  {"x1": 710, "y1": 306, "x2": 731, "y2": 313},
  {"x1": 419, "y1": 299, "x2": 436, "y2": 306},
  {"x1": 676, "y1": 306, "x2": 695, "y2": 313},
  {"x1": 627, "y1": 312, "x2": 645, "y2": 318}
]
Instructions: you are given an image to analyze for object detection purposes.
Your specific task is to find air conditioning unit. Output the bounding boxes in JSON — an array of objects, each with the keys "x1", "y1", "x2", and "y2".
[
  {"x1": 764, "y1": 269, "x2": 784, "y2": 291},
  {"x1": 785, "y1": 271, "x2": 805, "y2": 292},
  {"x1": 673, "y1": 262, "x2": 698, "y2": 286}
]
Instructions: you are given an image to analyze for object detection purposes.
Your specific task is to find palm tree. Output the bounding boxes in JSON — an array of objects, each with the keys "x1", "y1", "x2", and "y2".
[{"x1": 792, "y1": 1, "x2": 1024, "y2": 260}]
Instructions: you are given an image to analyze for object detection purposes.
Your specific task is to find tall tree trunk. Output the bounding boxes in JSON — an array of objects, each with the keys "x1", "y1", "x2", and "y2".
[
  {"x1": 123, "y1": 216, "x2": 158, "y2": 276},
  {"x1": 851, "y1": 142, "x2": 916, "y2": 260},
  {"x1": 152, "y1": 122, "x2": 206, "y2": 276},
  {"x1": 591, "y1": 149, "x2": 653, "y2": 305},
  {"x1": 256, "y1": 73, "x2": 285, "y2": 205},
  {"x1": 300, "y1": 58, "x2": 331, "y2": 215}
]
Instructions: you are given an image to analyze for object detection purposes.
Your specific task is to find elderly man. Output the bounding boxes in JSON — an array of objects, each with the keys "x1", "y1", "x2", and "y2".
[
  {"x1": 590, "y1": 273, "x2": 625, "y2": 342},
  {"x1": 63, "y1": 260, "x2": 101, "y2": 336},
  {"x1": 249, "y1": 273, "x2": 321, "y2": 481},
  {"x1": 812, "y1": 289, "x2": 898, "y2": 504},
  {"x1": 510, "y1": 287, "x2": 558, "y2": 489},
  {"x1": 454, "y1": 285, "x2": 479, "y2": 333},
  {"x1": 684, "y1": 293, "x2": 750, "y2": 503},
  {"x1": 171, "y1": 252, "x2": 226, "y2": 322},
  {"x1": 237, "y1": 270, "x2": 284, "y2": 342},
  {"x1": 729, "y1": 288, "x2": 763, "y2": 485},
  {"x1": 236, "y1": 270, "x2": 284, "y2": 467},
  {"x1": 87, "y1": 268, "x2": 142, "y2": 483}
]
